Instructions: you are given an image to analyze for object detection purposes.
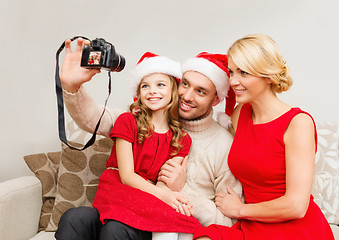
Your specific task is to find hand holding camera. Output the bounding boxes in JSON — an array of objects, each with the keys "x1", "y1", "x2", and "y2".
[
  {"x1": 60, "y1": 38, "x2": 125, "y2": 93},
  {"x1": 81, "y1": 38, "x2": 125, "y2": 72},
  {"x1": 56, "y1": 36, "x2": 125, "y2": 150},
  {"x1": 60, "y1": 38, "x2": 100, "y2": 93}
]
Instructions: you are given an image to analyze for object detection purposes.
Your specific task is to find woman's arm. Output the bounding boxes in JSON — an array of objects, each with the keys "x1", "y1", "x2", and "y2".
[
  {"x1": 116, "y1": 138, "x2": 189, "y2": 210},
  {"x1": 216, "y1": 113, "x2": 316, "y2": 222}
]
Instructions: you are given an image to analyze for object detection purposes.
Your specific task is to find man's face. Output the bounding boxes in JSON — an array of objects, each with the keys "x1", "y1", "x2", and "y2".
[{"x1": 178, "y1": 71, "x2": 219, "y2": 121}]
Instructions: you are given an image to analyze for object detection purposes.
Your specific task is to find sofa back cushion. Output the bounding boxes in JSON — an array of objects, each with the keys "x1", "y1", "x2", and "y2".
[
  {"x1": 24, "y1": 152, "x2": 60, "y2": 231},
  {"x1": 45, "y1": 138, "x2": 112, "y2": 231},
  {"x1": 312, "y1": 122, "x2": 339, "y2": 225}
]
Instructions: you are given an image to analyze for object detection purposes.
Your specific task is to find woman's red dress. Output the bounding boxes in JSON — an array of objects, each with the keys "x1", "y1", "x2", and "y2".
[
  {"x1": 194, "y1": 104, "x2": 334, "y2": 239},
  {"x1": 93, "y1": 112, "x2": 201, "y2": 233}
]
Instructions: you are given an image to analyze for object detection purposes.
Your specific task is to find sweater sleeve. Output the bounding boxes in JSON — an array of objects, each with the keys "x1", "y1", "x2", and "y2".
[
  {"x1": 213, "y1": 129, "x2": 243, "y2": 225},
  {"x1": 214, "y1": 132, "x2": 242, "y2": 196},
  {"x1": 188, "y1": 192, "x2": 235, "y2": 227},
  {"x1": 181, "y1": 124, "x2": 242, "y2": 227},
  {"x1": 63, "y1": 86, "x2": 125, "y2": 138}
]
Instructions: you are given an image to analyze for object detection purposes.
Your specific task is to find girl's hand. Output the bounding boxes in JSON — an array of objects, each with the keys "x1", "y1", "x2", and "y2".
[
  {"x1": 159, "y1": 190, "x2": 190, "y2": 212},
  {"x1": 177, "y1": 202, "x2": 195, "y2": 216},
  {"x1": 215, "y1": 186, "x2": 244, "y2": 218},
  {"x1": 61, "y1": 38, "x2": 100, "y2": 93}
]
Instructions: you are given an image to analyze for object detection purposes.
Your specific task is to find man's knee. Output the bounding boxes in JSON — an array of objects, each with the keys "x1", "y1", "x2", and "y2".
[
  {"x1": 100, "y1": 220, "x2": 151, "y2": 240},
  {"x1": 55, "y1": 206, "x2": 101, "y2": 240},
  {"x1": 58, "y1": 206, "x2": 97, "y2": 227},
  {"x1": 67, "y1": 206, "x2": 99, "y2": 223}
]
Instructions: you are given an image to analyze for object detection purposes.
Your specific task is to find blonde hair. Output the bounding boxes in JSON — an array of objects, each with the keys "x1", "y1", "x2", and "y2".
[
  {"x1": 227, "y1": 34, "x2": 293, "y2": 93},
  {"x1": 130, "y1": 75, "x2": 184, "y2": 156}
]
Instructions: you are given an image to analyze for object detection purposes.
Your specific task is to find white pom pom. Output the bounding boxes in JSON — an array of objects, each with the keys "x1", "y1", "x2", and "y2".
[{"x1": 216, "y1": 112, "x2": 232, "y2": 129}]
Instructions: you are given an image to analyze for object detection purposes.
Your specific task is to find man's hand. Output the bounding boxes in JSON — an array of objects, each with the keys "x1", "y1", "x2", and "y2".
[
  {"x1": 61, "y1": 38, "x2": 100, "y2": 93},
  {"x1": 157, "y1": 156, "x2": 188, "y2": 192}
]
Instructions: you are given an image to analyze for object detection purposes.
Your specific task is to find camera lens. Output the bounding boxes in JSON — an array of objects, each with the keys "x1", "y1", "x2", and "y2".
[{"x1": 112, "y1": 55, "x2": 125, "y2": 72}]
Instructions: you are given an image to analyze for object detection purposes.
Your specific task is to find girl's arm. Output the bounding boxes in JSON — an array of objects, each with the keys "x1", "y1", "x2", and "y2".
[
  {"x1": 216, "y1": 113, "x2": 316, "y2": 222},
  {"x1": 116, "y1": 138, "x2": 189, "y2": 210},
  {"x1": 156, "y1": 156, "x2": 194, "y2": 216}
]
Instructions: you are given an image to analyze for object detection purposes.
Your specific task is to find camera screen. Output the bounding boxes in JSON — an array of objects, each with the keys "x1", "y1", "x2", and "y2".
[{"x1": 88, "y1": 51, "x2": 102, "y2": 65}]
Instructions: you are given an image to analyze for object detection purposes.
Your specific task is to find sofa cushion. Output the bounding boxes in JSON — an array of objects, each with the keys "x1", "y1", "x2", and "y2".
[
  {"x1": 0, "y1": 176, "x2": 43, "y2": 240},
  {"x1": 24, "y1": 152, "x2": 60, "y2": 231},
  {"x1": 45, "y1": 138, "x2": 112, "y2": 231},
  {"x1": 312, "y1": 122, "x2": 339, "y2": 225},
  {"x1": 28, "y1": 230, "x2": 55, "y2": 240}
]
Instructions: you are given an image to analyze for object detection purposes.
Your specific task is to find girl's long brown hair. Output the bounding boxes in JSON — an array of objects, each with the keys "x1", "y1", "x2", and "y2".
[{"x1": 129, "y1": 75, "x2": 184, "y2": 156}]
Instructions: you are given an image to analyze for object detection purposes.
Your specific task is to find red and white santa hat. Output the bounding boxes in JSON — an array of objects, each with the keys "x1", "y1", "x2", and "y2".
[
  {"x1": 182, "y1": 52, "x2": 236, "y2": 127},
  {"x1": 130, "y1": 52, "x2": 181, "y2": 97}
]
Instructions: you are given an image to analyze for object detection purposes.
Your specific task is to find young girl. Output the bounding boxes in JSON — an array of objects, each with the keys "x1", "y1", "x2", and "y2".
[
  {"x1": 194, "y1": 34, "x2": 334, "y2": 239},
  {"x1": 92, "y1": 52, "x2": 201, "y2": 239}
]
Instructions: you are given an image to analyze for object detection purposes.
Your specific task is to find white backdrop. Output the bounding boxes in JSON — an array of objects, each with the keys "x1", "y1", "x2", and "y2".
[{"x1": 0, "y1": 0, "x2": 338, "y2": 182}]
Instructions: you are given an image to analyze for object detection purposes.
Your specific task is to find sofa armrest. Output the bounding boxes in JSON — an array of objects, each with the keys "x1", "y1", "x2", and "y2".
[
  {"x1": 331, "y1": 224, "x2": 339, "y2": 240},
  {"x1": 0, "y1": 176, "x2": 43, "y2": 240}
]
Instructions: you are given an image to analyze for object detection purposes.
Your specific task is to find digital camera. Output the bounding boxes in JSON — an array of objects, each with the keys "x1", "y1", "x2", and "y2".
[{"x1": 81, "y1": 38, "x2": 125, "y2": 72}]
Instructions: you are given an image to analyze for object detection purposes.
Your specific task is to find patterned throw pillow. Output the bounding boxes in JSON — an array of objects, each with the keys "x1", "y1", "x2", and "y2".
[
  {"x1": 312, "y1": 122, "x2": 339, "y2": 225},
  {"x1": 24, "y1": 152, "x2": 61, "y2": 231},
  {"x1": 45, "y1": 138, "x2": 113, "y2": 231}
]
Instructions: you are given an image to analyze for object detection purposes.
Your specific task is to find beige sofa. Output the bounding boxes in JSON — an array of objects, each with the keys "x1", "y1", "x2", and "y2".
[{"x1": 0, "y1": 121, "x2": 338, "y2": 240}]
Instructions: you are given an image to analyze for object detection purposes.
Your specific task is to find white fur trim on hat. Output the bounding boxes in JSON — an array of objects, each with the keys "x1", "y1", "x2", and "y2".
[
  {"x1": 182, "y1": 57, "x2": 229, "y2": 101},
  {"x1": 216, "y1": 111, "x2": 232, "y2": 129},
  {"x1": 130, "y1": 56, "x2": 181, "y2": 96}
]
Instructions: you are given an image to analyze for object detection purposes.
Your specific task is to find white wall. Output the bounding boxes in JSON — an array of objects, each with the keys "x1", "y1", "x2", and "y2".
[{"x1": 1, "y1": 0, "x2": 338, "y2": 182}]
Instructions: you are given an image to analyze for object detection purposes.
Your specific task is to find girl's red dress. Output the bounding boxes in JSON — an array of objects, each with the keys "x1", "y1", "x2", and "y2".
[
  {"x1": 93, "y1": 112, "x2": 201, "y2": 233},
  {"x1": 194, "y1": 104, "x2": 334, "y2": 240}
]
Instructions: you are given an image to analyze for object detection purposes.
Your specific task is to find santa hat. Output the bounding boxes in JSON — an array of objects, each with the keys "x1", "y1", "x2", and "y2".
[
  {"x1": 130, "y1": 52, "x2": 181, "y2": 97},
  {"x1": 182, "y1": 52, "x2": 236, "y2": 127}
]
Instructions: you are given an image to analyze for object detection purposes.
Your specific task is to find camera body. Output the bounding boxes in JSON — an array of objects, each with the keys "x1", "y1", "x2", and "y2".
[{"x1": 81, "y1": 38, "x2": 125, "y2": 72}]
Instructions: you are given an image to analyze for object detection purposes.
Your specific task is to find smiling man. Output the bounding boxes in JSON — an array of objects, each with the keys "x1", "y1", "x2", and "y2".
[
  {"x1": 55, "y1": 39, "x2": 242, "y2": 240},
  {"x1": 166, "y1": 52, "x2": 241, "y2": 227}
]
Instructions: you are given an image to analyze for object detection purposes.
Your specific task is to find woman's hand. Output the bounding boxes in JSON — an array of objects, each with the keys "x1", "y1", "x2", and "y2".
[
  {"x1": 60, "y1": 38, "x2": 100, "y2": 93},
  {"x1": 215, "y1": 186, "x2": 244, "y2": 219}
]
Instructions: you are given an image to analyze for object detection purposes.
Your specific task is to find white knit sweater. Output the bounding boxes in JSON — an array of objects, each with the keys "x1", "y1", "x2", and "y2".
[
  {"x1": 180, "y1": 111, "x2": 242, "y2": 226},
  {"x1": 63, "y1": 86, "x2": 243, "y2": 227}
]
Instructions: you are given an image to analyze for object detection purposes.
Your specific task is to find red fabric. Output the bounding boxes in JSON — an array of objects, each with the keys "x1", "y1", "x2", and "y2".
[
  {"x1": 137, "y1": 52, "x2": 159, "y2": 64},
  {"x1": 225, "y1": 87, "x2": 236, "y2": 116},
  {"x1": 93, "y1": 112, "x2": 201, "y2": 233},
  {"x1": 196, "y1": 52, "x2": 230, "y2": 77},
  {"x1": 194, "y1": 104, "x2": 334, "y2": 240}
]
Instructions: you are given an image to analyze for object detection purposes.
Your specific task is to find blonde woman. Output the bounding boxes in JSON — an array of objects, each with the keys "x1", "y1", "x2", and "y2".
[{"x1": 194, "y1": 34, "x2": 334, "y2": 239}]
